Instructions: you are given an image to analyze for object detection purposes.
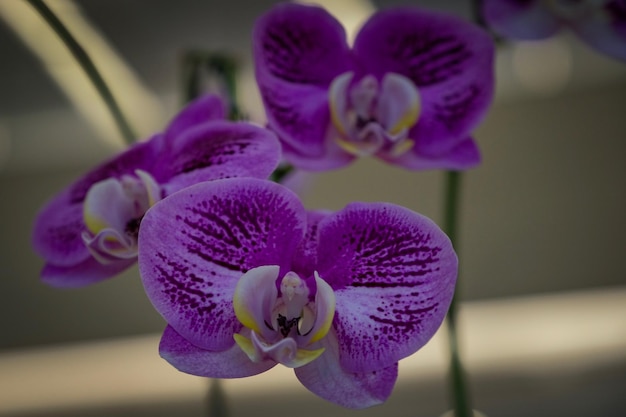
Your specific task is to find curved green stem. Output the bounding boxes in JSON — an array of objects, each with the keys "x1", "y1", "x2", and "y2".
[
  {"x1": 443, "y1": 170, "x2": 473, "y2": 417},
  {"x1": 27, "y1": 0, "x2": 136, "y2": 145},
  {"x1": 207, "y1": 378, "x2": 230, "y2": 417}
]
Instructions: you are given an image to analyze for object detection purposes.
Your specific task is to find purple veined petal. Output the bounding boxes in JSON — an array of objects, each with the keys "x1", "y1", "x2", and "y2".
[
  {"x1": 314, "y1": 202, "x2": 457, "y2": 373},
  {"x1": 253, "y1": 3, "x2": 354, "y2": 155},
  {"x1": 294, "y1": 329, "x2": 398, "y2": 409},
  {"x1": 164, "y1": 94, "x2": 227, "y2": 143},
  {"x1": 138, "y1": 178, "x2": 306, "y2": 351},
  {"x1": 254, "y1": 2, "x2": 353, "y2": 88},
  {"x1": 353, "y1": 7, "x2": 495, "y2": 157},
  {"x1": 291, "y1": 210, "x2": 332, "y2": 278},
  {"x1": 41, "y1": 257, "x2": 135, "y2": 288},
  {"x1": 160, "y1": 121, "x2": 282, "y2": 196},
  {"x1": 481, "y1": 0, "x2": 561, "y2": 40},
  {"x1": 32, "y1": 136, "x2": 162, "y2": 268},
  {"x1": 570, "y1": 1, "x2": 626, "y2": 61},
  {"x1": 383, "y1": 136, "x2": 481, "y2": 171},
  {"x1": 160, "y1": 325, "x2": 276, "y2": 378}
]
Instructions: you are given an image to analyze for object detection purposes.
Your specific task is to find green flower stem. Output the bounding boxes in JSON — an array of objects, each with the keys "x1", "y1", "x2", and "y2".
[
  {"x1": 207, "y1": 378, "x2": 230, "y2": 417},
  {"x1": 206, "y1": 54, "x2": 243, "y2": 121},
  {"x1": 270, "y1": 164, "x2": 295, "y2": 184},
  {"x1": 27, "y1": 0, "x2": 136, "y2": 145},
  {"x1": 180, "y1": 51, "x2": 205, "y2": 105},
  {"x1": 443, "y1": 170, "x2": 473, "y2": 417},
  {"x1": 181, "y1": 51, "x2": 243, "y2": 121}
]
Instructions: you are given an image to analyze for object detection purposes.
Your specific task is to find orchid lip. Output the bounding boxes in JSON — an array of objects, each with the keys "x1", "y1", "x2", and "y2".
[
  {"x1": 329, "y1": 71, "x2": 421, "y2": 158},
  {"x1": 232, "y1": 266, "x2": 336, "y2": 368},
  {"x1": 82, "y1": 169, "x2": 162, "y2": 264}
]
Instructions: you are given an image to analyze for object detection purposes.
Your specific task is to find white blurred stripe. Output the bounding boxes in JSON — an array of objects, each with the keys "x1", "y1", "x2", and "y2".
[
  {"x1": 0, "y1": 286, "x2": 624, "y2": 414},
  {"x1": 0, "y1": 0, "x2": 164, "y2": 148}
]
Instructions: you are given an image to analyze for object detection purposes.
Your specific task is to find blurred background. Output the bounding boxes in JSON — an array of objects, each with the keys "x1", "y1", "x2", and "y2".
[{"x1": 0, "y1": 0, "x2": 625, "y2": 416}]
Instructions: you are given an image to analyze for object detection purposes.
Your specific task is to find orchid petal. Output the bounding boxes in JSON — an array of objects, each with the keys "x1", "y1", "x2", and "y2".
[
  {"x1": 32, "y1": 138, "x2": 161, "y2": 268},
  {"x1": 160, "y1": 325, "x2": 275, "y2": 378},
  {"x1": 385, "y1": 136, "x2": 481, "y2": 170},
  {"x1": 571, "y1": 2, "x2": 626, "y2": 61},
  {"x1": 164, "y1": 94, "x2": 227, "y2": 142},
  {"x1": 377, "y1": 73, "x2": 421, "y2": 136},
  {"x1": 328, "y1": 72, "x2": 354, "y2": 137},
  {"x1": 305, "y1": 272, "x2": 336, "y2": 344},
  {"x1": 160, "y1": 121, "x2": 281, "y2": 196},
  {"x1": 315, "y1": 202, "x2": 457, "y2": 373},
  {"x1": 295, "y1": 330, "x2": 398, "y2": 409},
  {"x1": 292, "y1": 211, "x2": 332, "y2": 277},
  {"x1": 482, "y1": 0, "x2": 561, "y2": 40},
  {"x1": 248, "y1": 331, "x2": 324, "y2": 368},
  {"x1": 41, "y1": 257, "x2": 135, "y2": 288},
  {"x1": 139, "y1": 178, "x2": 306, "y2": 350},
  {"x1": 279, "y1": 132, "x2": 356, "y2": 172},
  {"x1": 82, "y1": 178, "x2": 138, "y2": 235},
  {"x1": 253, "y1": 3, "x2": 353, "y2": 155},
  {"x1": 233, "y1": 265, "x2": 280, "y2": 334},
  {"x1": 354, "y1": 7, "x2": 495, "y2": 157}
]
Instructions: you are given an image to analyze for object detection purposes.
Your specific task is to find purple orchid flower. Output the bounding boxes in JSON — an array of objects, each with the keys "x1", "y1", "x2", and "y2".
[
  {"x1": 139, "y1": 178, "x2": 457, "y2": 408},
  {"x1": 32, "y1": 95, "x2": 281, "y2": 287},
  {"x1": 482, "y1": 0, "x2": 626, "y2": 61},
  {"x1": 253, "y1": 3, "x2": 494, "y2": 171}
]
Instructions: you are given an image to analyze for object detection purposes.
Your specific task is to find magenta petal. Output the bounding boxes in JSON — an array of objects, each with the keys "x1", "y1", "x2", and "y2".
[
  {"x1": 159, "y1": 325, "x2": 276, "y2": 378},
  {"x1": 32, "y1": 138, "x2": 162, "y2": 268},
  {"x1": 482, "y1": 0, "x2": 561, "y2": 40},
  {"x1": 139, "y1": 178, "x2": 306, "y2": 350},
  {"x1": 292, "y1": 211, "x2": 331, "y2": 278},
  {"x1": 354, "y1": 7, "x2": 495, "y2": 156},
  {"x1": 160, "y1": 121, "x2": 281, "y2": 195},
  {"x1": 386, "y1": 137, "x2": 481, "y2": 171},
  {"x1": 294, "y1": 330, "x2": 398, "y2": 409},
  {"x1": 41, "y1": 257, "x2": 135, "y2": 288},
  {"x1": 278, "y1": 128, "x2": 355, "y2": 172},
  {"x1": 254, "y1": 3, "x2": 353, "y2": 155},
  {"x1": 164, "y1": 94, "x2": 227, "y2": 142},
  {"x1": 571, "y1": 2, "x2": 626, "y2": 62},
  {"x1": 315, "y1": 203, "x2": 457, "y2": 373}
]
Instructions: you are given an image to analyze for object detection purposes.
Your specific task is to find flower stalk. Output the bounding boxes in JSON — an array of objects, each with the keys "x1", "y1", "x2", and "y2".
[
  {"x1": 443, "y1": 170, "x2": 473, "y2": 417},
  {"x1": 26, "y1": 0, "x2": 136, "y2": 145}
]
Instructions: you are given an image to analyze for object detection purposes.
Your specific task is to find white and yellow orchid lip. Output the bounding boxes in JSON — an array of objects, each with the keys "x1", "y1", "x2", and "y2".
[
  {"x1": 82, "y1": 169, "x2": 162, "y2": 264},
  {"x1": 232, "y1": 266, "x2": 336, "y2": 369},
  {"x1": 328, "y1": 71, "x2": 421, "y2": 158}
]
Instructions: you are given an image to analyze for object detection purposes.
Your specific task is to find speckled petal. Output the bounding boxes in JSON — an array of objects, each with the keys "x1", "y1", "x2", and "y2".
[
  {"x1": 384, "y1": 136, "x2": 481, "y2": 170},
  {"x1": 353, "y1": 7, "x2": 494, "y2": 157},
  {"x1": 160, "y1": 325, "x2": 276, "y2": 378},
  {"x1": 315, "y1": 202, "x2": 457, "y2": 373},
  {"x1": 482, "y1": 0, "x2": 561, "y2": 40},
  {"x1": 138, "y1": 178, "x2": 306, "y2": 351},
  {"x1": 164, "y1": 94, "x2": 227, "y2": 142},
  {"x1": 160, "y1": 121, "x2": 281, "y2": 196},
  {"x1": 253, "y1": 2, "x2": 353, "y2": 156},
  {"x1": 32, "y1": 137, "x2": 162, "y2": 268},
  {"x1": 291, "y1": 210, "x2": 331, "y2": 277},
  {"x1": 41, "y1": 257, "x2": 135, "y2": 288},
  {"x1": 295, "y1": 330, "x2": 398, "y2": 409},
  {"x1": 571, "y1": 1, "x2": 626, "y2": 61}
]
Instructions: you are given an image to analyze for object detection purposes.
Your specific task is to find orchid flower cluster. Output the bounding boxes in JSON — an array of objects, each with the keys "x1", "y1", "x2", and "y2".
[
  {"x1": 31, "y1": 0, "x2": 623, "y2": 409},
  {"x1": 481, "y1": 0, "x2": 626, "y2": 61}
]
